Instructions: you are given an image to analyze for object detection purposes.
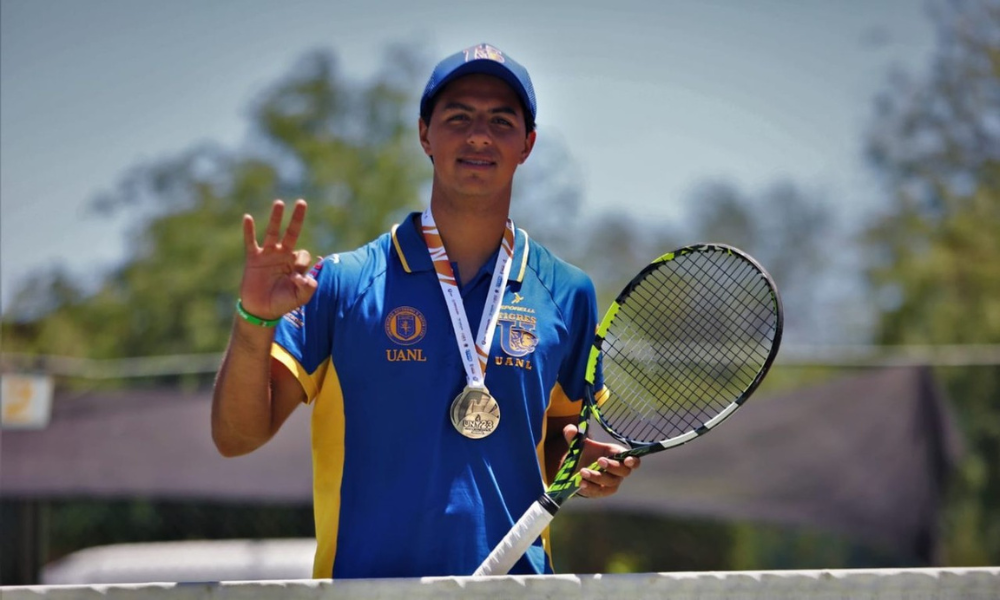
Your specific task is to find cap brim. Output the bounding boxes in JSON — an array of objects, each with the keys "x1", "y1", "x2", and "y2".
[{"x1": 421, "y1": 60, "x2": 534, "y2": 125}]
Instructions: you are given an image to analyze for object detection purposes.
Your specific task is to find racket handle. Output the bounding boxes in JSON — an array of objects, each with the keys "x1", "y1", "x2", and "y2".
[{"x1": 473, "y1": 498, "x2": 557, "y2": 576}]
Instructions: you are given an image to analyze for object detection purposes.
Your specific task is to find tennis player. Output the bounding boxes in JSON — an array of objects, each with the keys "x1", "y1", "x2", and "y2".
[{"x1": 212, "y1": 43, "x2": 639, "y2": 578}]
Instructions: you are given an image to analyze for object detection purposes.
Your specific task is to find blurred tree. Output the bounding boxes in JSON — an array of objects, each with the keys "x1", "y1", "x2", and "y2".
[
  {"x1": 2, "y1": 46, "x2": 430, "y2": 384},
  {"x1": 863, "y1": 0, "x2": 1000, "y2": 564},
  {"x1": 686, "y1": 180, "x2": 834, "y2": 344},
  {"x1": 572, "y1": 211, "x2": 668, "y2": 310},
  {"x1": 510, "y1": 133, "x2": 588, "y2": 265}
]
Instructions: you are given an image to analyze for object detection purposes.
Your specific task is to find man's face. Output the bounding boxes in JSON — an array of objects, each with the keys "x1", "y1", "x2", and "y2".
[{"x1": 419, "y1": 74, "x2": 536, "y2": 199}]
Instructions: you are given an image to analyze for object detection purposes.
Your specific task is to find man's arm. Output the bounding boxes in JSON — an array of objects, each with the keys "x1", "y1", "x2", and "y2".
[
  {"x1": 211, "y1": 321, "x2": 305, "y2": 457},
  {"x1": 210, "y1": 199, "x2": 317, "y2": 457}
]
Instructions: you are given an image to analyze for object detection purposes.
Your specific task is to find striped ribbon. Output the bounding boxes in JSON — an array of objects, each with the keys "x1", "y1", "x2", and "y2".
[{"x1": 421, "y1": 209, "x2": 515, "y2": 388}]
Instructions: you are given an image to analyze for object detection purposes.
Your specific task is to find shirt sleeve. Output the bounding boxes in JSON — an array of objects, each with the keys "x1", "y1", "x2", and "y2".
[
  {"x1": 271, "y1": 255, "x2": 340, "y2": 402},
  {"x1": 550, "y1": 270, "x2": 601, "y2": 414}
]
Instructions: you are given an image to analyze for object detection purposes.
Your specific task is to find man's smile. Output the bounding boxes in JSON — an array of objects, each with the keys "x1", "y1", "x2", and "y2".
[{"x1": 457, "y1": 156, "x2": 497, "y2": 168}]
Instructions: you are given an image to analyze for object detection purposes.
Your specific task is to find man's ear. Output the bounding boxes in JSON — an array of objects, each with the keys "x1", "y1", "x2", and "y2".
[
  {"x1": 418, "y1": 117, "x2": 433, "y2": 158},
  {"x1": 519, "y1": 130, "x2": 537, "y2": 164}
]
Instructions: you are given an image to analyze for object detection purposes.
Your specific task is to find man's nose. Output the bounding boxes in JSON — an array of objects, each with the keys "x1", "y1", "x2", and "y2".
[{"x1": 466, "y1": 117, "x2": 492, "y2": 146}]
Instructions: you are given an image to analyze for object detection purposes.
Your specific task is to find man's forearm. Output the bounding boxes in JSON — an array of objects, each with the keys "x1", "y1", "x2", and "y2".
[{"x1": 211, "y1": 318, "x2": 279, "y2": 456}]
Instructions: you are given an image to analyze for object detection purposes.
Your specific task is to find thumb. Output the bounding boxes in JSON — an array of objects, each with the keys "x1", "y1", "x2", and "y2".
[
  {"x1": 562, "y1": 423, "x2": 580, "y2": 444},
  {"x1": 292, "y1": 273, "x2": 319, "y2": 305}
]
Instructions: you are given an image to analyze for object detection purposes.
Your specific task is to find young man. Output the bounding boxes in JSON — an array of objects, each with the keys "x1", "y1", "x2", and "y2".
[{"x1": 212, "y1": 43, "x2": 639, "y2": 579}]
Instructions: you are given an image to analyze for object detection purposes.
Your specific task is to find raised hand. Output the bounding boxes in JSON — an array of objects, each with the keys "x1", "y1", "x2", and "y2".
[{"x1": 239, "y1": 199, "x2": 318, "y2": 321}]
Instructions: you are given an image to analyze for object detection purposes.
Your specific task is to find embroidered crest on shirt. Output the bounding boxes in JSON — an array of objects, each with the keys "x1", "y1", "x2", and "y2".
[
  {"x1": 385, "y1": 306, "x2": 427, "y2": 346},
  {"x1": 385, "y1": 306, "x2": 429, "y2": 363}
]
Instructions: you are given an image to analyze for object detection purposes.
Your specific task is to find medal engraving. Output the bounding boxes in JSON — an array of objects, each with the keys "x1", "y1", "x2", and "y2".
[{"x1": 450, "y1": 386, "x2": 501, "y2": 439}]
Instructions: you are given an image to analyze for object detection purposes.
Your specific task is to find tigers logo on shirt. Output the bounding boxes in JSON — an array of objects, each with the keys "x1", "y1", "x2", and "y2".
[
  {"x1": 498, "y1": 302, "x2": 538, "y2": 361},
  {"x1": 384, "y1": 306, "x2": 427, "y2": 346},
  {"x1": 503, "y1": 324, "x2": 539, "y2": 357}
]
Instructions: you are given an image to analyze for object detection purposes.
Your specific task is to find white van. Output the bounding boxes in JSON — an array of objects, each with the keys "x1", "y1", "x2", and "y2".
[{"x1": 41, "y1": 539, "x2": 315, "y2": 584}]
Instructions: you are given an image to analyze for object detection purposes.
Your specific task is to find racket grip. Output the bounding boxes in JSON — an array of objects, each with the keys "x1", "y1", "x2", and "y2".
[{"x1": 473, "y1": 499, "x2": 556, "y2": 576}]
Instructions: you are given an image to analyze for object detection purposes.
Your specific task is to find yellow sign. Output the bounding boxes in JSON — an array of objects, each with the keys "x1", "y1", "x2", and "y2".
[{"x1": 1, "y1": 374, "x2": 54, "y2": 429}]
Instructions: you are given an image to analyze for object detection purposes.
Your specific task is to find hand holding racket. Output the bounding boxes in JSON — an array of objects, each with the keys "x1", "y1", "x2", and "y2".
[
  {"x1": 473, "y1": 243, "x2": 783, "y2": 576},
  {"x1": 557, "y1": 422, "x2": 639, "y2": 499}
]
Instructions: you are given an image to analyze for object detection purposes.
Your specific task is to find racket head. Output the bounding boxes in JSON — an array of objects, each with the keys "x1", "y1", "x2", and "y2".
[{"x1": 589, "y1": 243, "x2": 783, "y2": 454}]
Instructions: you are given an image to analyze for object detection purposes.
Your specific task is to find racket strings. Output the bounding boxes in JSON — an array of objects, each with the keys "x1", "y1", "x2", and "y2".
[{"x1": 598, "y1": 250, "x2": 779, "y2": 445}]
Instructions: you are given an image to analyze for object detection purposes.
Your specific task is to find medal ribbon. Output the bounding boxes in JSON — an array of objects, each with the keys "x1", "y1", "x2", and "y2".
[{"x1": 421, "y1": 209, "x2": 515, "y2": 390}]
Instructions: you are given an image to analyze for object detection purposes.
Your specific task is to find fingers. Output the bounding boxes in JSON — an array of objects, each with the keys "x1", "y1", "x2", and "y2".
[
  {"x1": 593, "y1": 454, "x2": 640, "y2": 478},
  {"x1": 562, "y1": 423, "x2": 580, "y2": 444},
  {"x1": 238, "y1": 200, "x2": 314, "y2": 319},
  {"x1": 292, "y1": 249, "x2": 313, "y2": 274},
  {"x1": 242, "y1": 214, "x2": 258, "y2": 254},
  {"x1": 245, "y1": 199, "x2": 308, "y2": 256},
  {"x1": 291, "y1": 250, "x2": 318, "y2": 299},
  {"x1": 576, "y1": 447, "x2": 640, "y2": 499},
  {"x1": 292, "y1": 272, "x2": 319, "y2": 305},
  {"x1": 578, "y1": 462, "x2": 628, "y2": 498},
  {"x1": 262, "y1": 200, "x2": 286, "y2": 248},
  {"x1": 281, "y1": 199, "x2": 308, "y2": 250}
]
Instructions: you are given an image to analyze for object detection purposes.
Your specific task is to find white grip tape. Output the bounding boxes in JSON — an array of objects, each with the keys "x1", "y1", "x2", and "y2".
[{"x1": 472, "y1": 501, "x2": 555, "y2": 576}]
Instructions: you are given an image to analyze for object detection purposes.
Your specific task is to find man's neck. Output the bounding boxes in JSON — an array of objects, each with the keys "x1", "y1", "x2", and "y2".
[{"x1": 428, "y1": 195, "x2": 510, "y2": 286}]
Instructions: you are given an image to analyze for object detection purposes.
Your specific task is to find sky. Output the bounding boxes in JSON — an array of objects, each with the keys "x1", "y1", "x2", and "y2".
[{"x1": 0, "y1": 0, "x2": 937, "y2": 315}]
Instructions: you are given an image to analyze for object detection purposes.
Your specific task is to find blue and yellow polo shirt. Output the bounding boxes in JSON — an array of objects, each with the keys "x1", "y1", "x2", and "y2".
[{"x1": 272, "y1": 212, "x2": 599, "y2": 578}]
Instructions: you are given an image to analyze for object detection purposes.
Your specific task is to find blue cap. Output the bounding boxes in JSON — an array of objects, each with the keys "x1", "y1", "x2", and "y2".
[{"x1": 420, "y1": 43, "x2": 537, "y2": 131}]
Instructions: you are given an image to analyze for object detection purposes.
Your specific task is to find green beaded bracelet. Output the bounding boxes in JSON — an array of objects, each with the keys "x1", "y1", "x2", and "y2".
[{"x1": 236, "y1": 300, "x2": 282, "y2": 327}]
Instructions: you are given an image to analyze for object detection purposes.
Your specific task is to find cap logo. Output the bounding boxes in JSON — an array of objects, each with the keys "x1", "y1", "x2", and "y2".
[{"x1": 464, "y1": 44, "x2": 505, "y2": 64}]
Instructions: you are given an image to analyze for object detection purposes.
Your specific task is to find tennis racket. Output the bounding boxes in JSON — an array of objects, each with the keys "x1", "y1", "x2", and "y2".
[{"x1": 473, "y1": 243, "x2": 783, "y2": 576}]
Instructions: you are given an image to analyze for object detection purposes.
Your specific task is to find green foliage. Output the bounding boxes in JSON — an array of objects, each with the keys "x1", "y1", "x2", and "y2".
[
  {"x1": 1, "y1": 47, "x2": 430, "y2": 385},
  {"x1": 552, "y1": 513, "x2": 902, "y2": 573},
  {"x1": 686, "y1": 180, "x2": 836, "y2": 344},
  {"x1": 729, "y1": 522, "x2": 902, "y2": 570},
  {"x1": 575, "y1": 212, "x2": 668, "y2": 311},
  {"x1": 862, "y1": 0, "x2": 1000, "y2": 564},
  {"x1": 254, "y1": 49, "x2": 431, "y2": 250},
  {"x1": 550, "y1": 512, "x2": 734, "y2": 574}
]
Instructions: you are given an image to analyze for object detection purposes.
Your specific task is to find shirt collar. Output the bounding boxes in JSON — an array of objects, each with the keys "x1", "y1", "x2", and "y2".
[{"x1": 392, "y1": 211, "x2": 529, "y2": 282}]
